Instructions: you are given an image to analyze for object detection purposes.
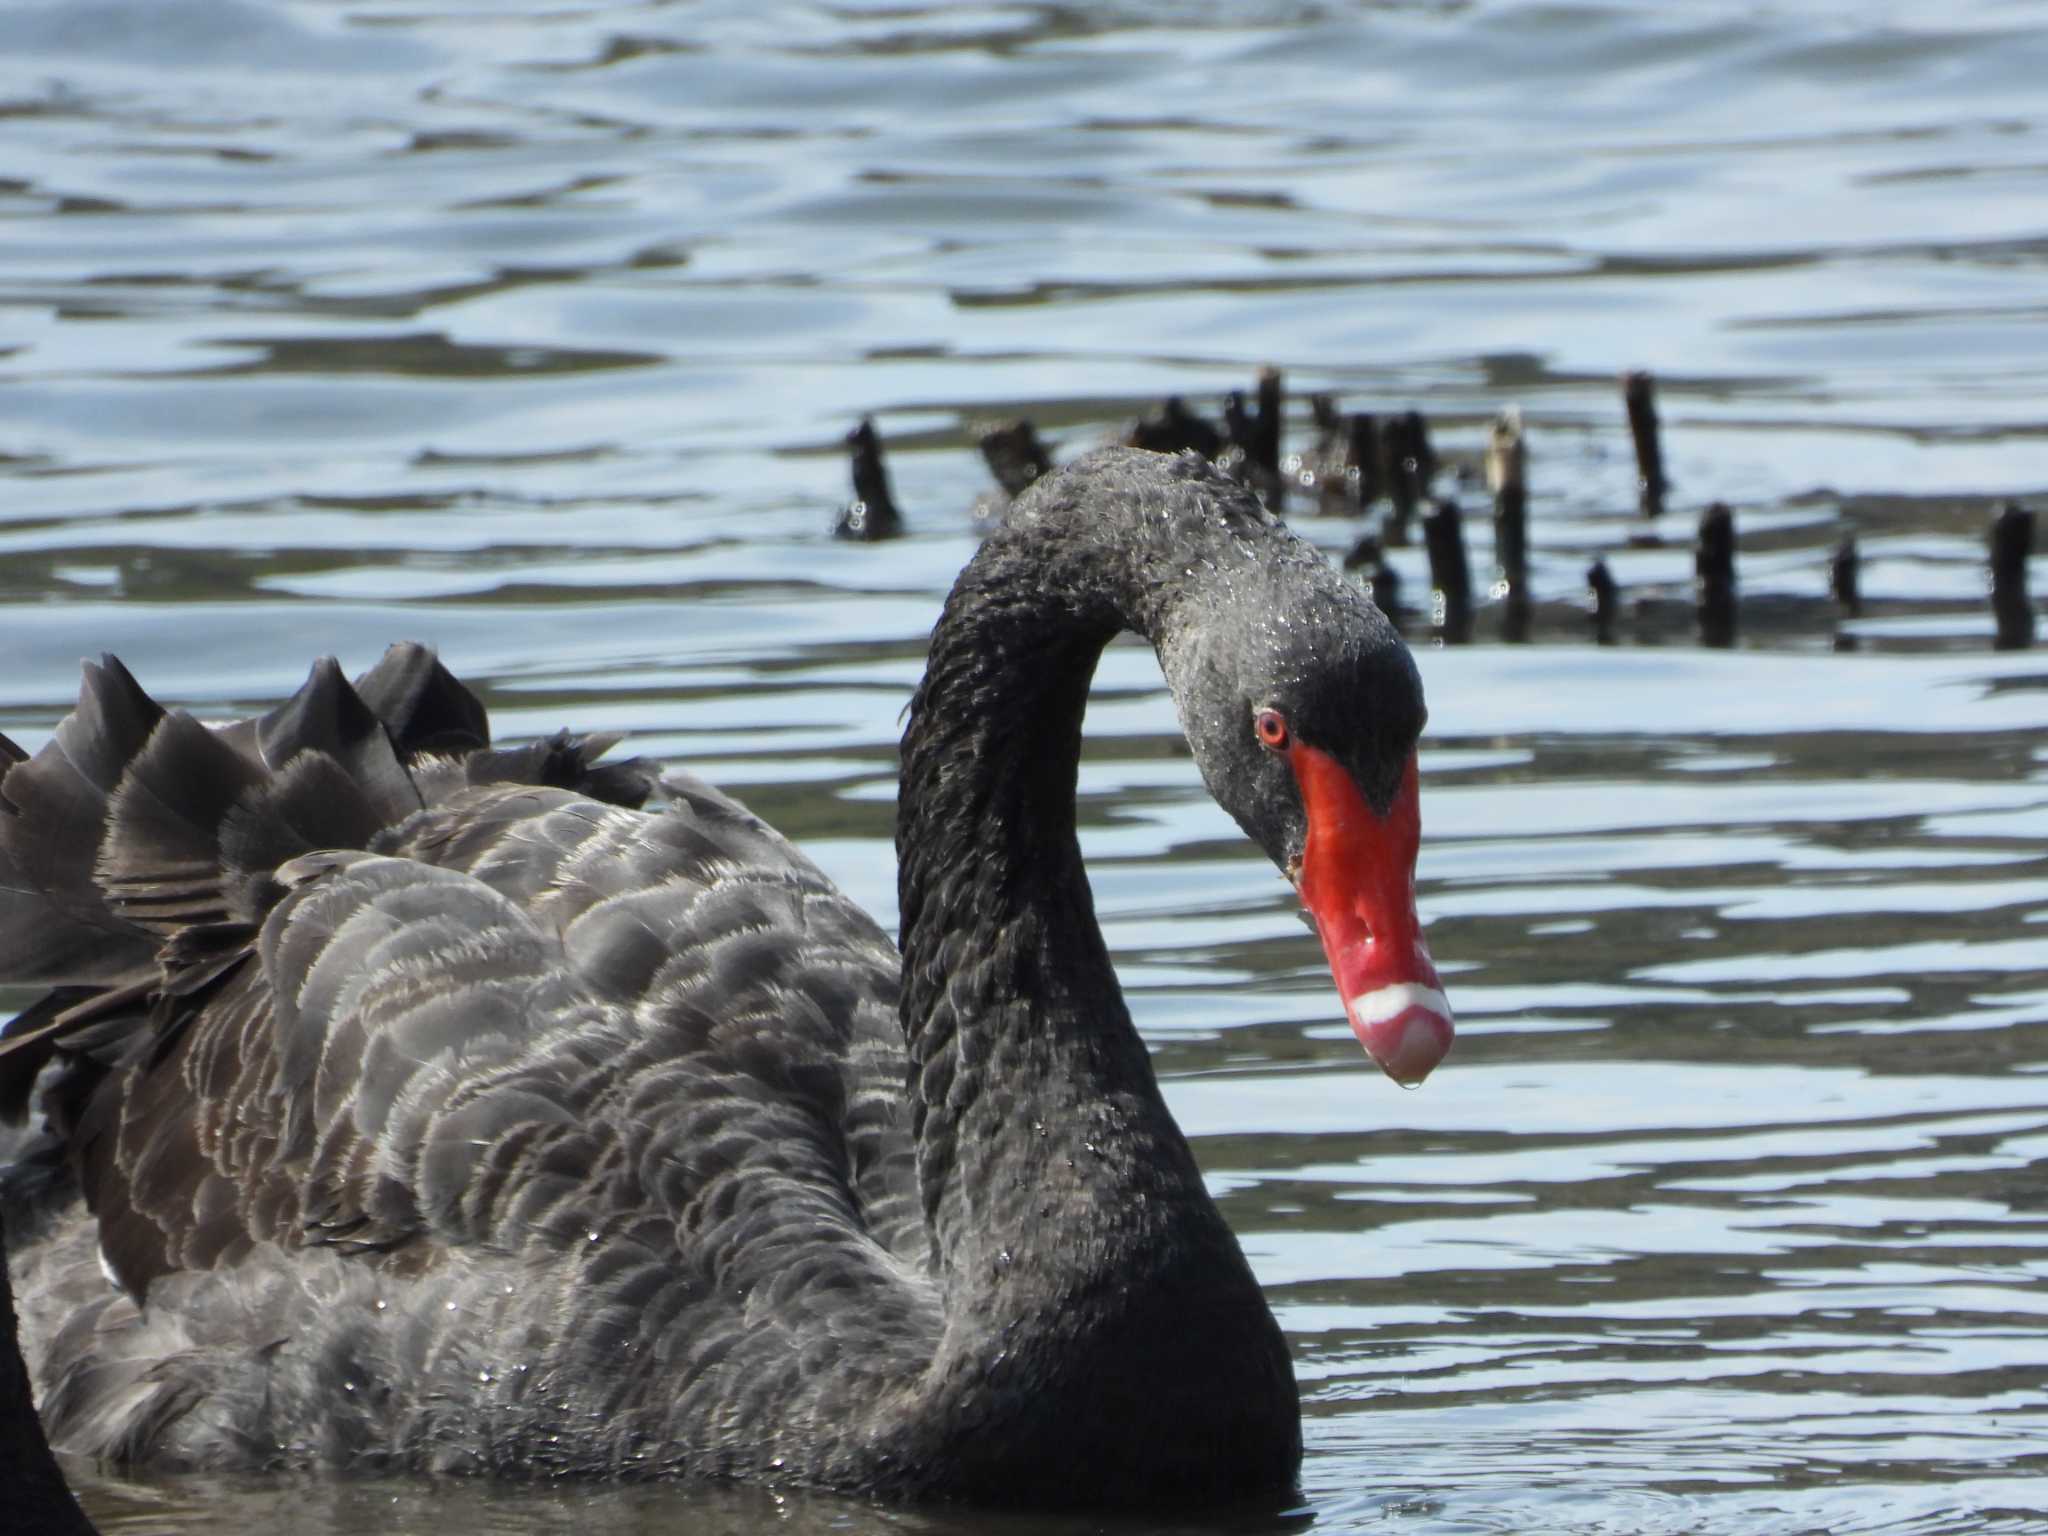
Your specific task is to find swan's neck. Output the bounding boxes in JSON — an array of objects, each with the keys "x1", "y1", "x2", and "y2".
[
  {"x1": 890, "y1": 464, "x2": 1301, "y2": 1499},
  {"x1": 891, "y1": 513, "x2": 1300, "y2": 1498},
  {"x1": 895, "y1": 513, "x2": 1264, "y2": 1327},
  {"x1": 900, "y1": 601, "x2": 1198, "y2": 1286}
]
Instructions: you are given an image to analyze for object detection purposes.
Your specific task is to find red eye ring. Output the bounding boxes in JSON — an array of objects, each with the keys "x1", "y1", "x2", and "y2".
[{"x1": 1254, "y1": 708, "x2": 1291, "y2": 750}]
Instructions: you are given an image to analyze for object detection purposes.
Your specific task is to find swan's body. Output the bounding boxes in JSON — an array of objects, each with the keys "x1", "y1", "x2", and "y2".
[{"x1": 0, "y1": 448, "x2": 1451, "y2": 1508}]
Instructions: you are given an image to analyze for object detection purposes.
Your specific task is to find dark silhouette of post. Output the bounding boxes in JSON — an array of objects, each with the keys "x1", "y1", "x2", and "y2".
[
  {"x1": 1696, "y1": 502, "x2": 1736, "y2": 648},
  {"x1": 1347, "y1": 413, "x2": 1382, "y2": 508},
  {"x1": 1623, "y1": 371, "x2": 1667, "y2": 520},
  {"x1": 1252, "y1": 367, "x2": 1284, "y2": 486},
  {"x1": 979, "y1": 419, "x2": 1053, "y2": 498},
  {"x1": 1587, "y1": 558, "x2": 1618, "y2": 646},
  {"x1": 1488, "y1": 408, "x2": 1530, "y2": 642},
  {"x1": 835, "y1": 418, "x2": 905, "y2": 541},
  {"x1": 1829, "y1": 535, "x2": 1862, "y2": 618},
  {"x1": 1343, "y1": 534, "x2": 1403, "y2": 631},
  {"x1": 1221, "y1": 382, "x2": 1283, "y2": 508},
  {"x1": 1991, "y1": 503, "x2": 2036, "y2": 651},
  {"x1": 1383, "y1": 411, "x2": 1434, "y2": 546},
  {"x1": 1127, "y1": 396, "x2": 1223, "y2": 459},
  {"x1": 1223, "y1": 390, "x2": 1254, "y2": 456},
  {"x1": 1424, "y1": 498, "x2": 1473, "y2": 645},
  {"x1": 1829, "y1": 534, "x2": 1863, "y2": 653}
]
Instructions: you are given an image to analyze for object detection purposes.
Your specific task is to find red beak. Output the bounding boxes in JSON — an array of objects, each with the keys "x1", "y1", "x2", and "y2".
[{"x1": 1289, "y1": 745, "x2": 1453, "y2": 1086}]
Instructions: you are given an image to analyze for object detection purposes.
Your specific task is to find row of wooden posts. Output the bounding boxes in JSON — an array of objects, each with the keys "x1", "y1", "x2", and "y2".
[{"x1": 837, "y1": 370, "x2": 2038, "y2": 652}]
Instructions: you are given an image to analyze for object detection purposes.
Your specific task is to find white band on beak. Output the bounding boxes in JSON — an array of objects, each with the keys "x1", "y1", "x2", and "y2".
[{"x1": 1348, "y1": 981, "x2": 1452, "y2": 1028}]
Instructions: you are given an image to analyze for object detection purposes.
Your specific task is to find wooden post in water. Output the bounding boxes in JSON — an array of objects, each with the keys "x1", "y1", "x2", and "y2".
[
  {"x1": 1696, "y1": 501, "x2": 1736, "y2": 647},
  {"x1": 1990, "y1": 502, "x2": 2036, "y2": 651},
  {"x1": 1829, "y1": 534, "x2": 1862, "y2": 653},
  {"x1": 835, "y1": 417, "x2": 905, "y2": 541},
  {"x1": 1253, "y1": 366, "x2": 1284, "y2": 486},
  {"x1": 1222, "y1": 383, "x2": 1283, "y2": 508},
  {"x1": 1623, "y1": 371, "x2": 1667, "y2": 520},
  {"x1": 1383, "y1": 411, "x2": 1433, "y2": 546},
  {"x1": 1829, "y1": 535, "x2": 1862, "y2": 618},
  {"x1": 1305, "y1": 393, "x2": 1343, "y2": 502},
  {"x1": 979, "y1": 419, "x2": 1053, "y2": 497},
  {"x1": 1405, "y1": 409, "x2": 1438, "y2": 487},
  {"x1": 1347, "y1": 412, "x2": 1382, "y2": 509},
  {"x1": 1303, "y1": 394, "x2": 1367, "y2": 511},
  {"x1": 1127, "y1": 396, "x2": 1223, "y2": 459},
  {"x1": 1343, "y1": 534, "x2": 1403, "y2": 631},
  {"x1": 1223, "y1": 389, "x2": 1254, "y2": 454},
  {"x1": 1587, "y1": 558, "x2": 1618, "y2": 646},
  {"x1": 1487, "y1": 407, "x2": 1530, "y2": 642},
  {"x1": 1423, "y1": 498, "x2": 1473, "y2": 645}
]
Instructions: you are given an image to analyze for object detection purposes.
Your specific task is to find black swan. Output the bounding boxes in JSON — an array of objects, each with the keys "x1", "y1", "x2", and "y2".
[{"x1": 0, "y1": 447, "x2": 1452, "y2": 1508}]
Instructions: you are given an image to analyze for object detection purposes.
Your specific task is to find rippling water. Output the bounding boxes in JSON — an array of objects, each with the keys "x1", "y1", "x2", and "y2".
[{"x1": 5, "y1": 3, "x2": 2048, "y2": 1533}]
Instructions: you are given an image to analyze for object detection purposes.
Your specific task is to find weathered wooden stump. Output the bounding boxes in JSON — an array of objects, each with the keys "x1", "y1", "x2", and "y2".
[
  {"x1": 1991, "y1": 502, "x2": 2036, "y2": 651},
  {"x1": 835, "y1": 417, "x2": 905, "y2": 541},
  {"x1": 1696, "y1": 501, "x2": 1737, "y2": 647},
  {"x1": 1424, "y1": 498, "x2": 1474, "y2": 645},
  {"x1": 1623, "y1": 370, "x2": 1668, "y2": 520}
]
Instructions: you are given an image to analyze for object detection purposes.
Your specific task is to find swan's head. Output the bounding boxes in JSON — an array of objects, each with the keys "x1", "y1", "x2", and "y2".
[{"x1": 1151, "y1": 492, "x2": 1454, "y2": 1087}]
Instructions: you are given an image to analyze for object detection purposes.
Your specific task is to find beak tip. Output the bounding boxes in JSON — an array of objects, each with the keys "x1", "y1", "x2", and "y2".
[{"x1": 1350, "y1": 987, "x2": 1455, "y2": 1087}]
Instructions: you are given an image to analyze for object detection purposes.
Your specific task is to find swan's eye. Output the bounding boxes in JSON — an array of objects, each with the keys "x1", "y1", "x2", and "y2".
[{"x1": 1254, "y1": 709, "x2": 1291, "y2": 751}]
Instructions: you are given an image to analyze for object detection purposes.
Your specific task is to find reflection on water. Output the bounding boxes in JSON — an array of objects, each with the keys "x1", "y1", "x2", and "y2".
[{"x1": 5, "y1": 2, "x2": 2048, "y2": 1533}]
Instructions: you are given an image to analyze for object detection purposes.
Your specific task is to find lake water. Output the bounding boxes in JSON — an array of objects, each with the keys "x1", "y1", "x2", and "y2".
[{"x1": 4, "y1": 2, "x2": 2048, "y2": 1533}]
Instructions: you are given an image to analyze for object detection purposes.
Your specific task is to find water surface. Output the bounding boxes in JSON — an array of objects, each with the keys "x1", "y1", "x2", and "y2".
[{"x1": 4, "y1": 3, "x2": 2048, "y2": 1533}]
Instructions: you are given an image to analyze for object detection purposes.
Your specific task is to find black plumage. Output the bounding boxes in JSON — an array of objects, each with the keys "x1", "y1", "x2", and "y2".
[
  {"x1": 2, "y1": 447, "x2": 1432, "y2": 1508},
  {"x1": 2, "y1": 1204, "x2": 96, "y2": 1535}
]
